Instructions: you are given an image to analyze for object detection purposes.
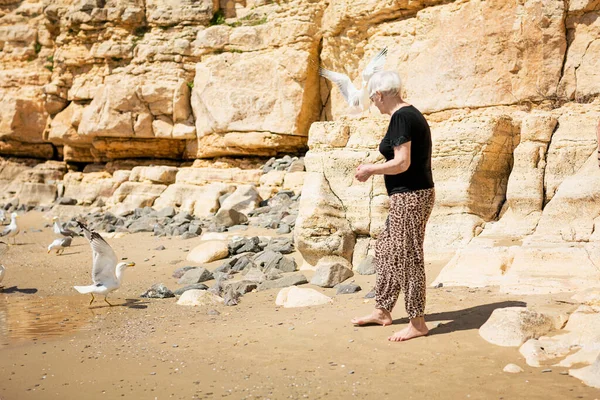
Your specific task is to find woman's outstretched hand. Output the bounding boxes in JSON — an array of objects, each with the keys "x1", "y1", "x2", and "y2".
[{"x1": 355, "y1": 164, "x2": 373, "y2": 182}]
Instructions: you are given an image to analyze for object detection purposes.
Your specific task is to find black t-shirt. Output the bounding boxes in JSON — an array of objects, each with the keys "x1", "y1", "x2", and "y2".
[{"x1": 378, "y1": 105, "x2": 434, "y2": 195}]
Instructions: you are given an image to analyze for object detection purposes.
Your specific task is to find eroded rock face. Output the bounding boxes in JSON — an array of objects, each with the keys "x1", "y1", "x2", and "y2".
[{"x1": 294, "y1": 172, "x2": 356, "y2": 269}]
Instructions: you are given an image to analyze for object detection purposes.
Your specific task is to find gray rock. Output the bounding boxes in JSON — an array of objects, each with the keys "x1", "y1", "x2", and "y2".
[
  {"x1": 229, "y1": 236, "x2": 261, "y2": 255},
  {"x1": 215, "y1": 208, "x2": 248, "y2": 227},
  {"x1": 173, "y1": 283, "x2": 209, "y2": 296},
  {"x1": 221, "y1": 285, "x2": 241, "y2": 306},
  {"x1": 231, "y1": 254, "x2": 254, "y2": 272},
  {"x1": 225, "y1": 280, "x2": 258, "y2": 296},
  {"x1": 288, "y1": 158, "x2": 305, "y2": 172},
  {"x1": 267, "y1": 192, "x2": 293, "y2": 208},
  {"x1": 157, "y1": 207, "x2": 176, "y2": 218},
  {"x1": 310, "y1": 257, "x2": 354, "y2": 288},
  {"x1": 173, "y1": 212, "x2": 193, "y2": 223},
  {"x1": 257, "y1": 274, "x2": 308, "y2": 291},
  {"x1": 188, "y1": 221, "x2": 203, "y2": 235},
  {"x1": 57, "y1": 197, "x2": 77, "y2": 205},
  {"x1": 128, "y1": 218, "x2": 155, "y2": 233},
  {"x1": 356, "y1": 255, "x2": 375, "y2": 275},
  {"x1": 212, "y1": 271, "x2": 235, "y2": 281},
  {"x1": 207, "y1": 222, "x2": 227, "y2": 233},
  {"x1": 140, "y1": 283, "x2": 175, "y2": 299},
  {"x1": 276, "y1": 256, "x2": 297, "y2": 273},
  {"x1": 178, "y1": 267, "x2": 214, "y2": 285},
  {"x1": 336, "y1": 284, "x2": 362, "y2": 294},
  {"x1": 265, "y1": 268, "x2": 283, "y2": 281},
  {"x1": 243, "y1": 267, "x2": 267, "y2": 282},
  {"x1": 252, "y1": 250, "x2": 283, "y2": 272},
  {"x1": 248, "y1": 206, "x2": 271, "y2": 216},
  {"x1": 172, "y1": 266, "x2": 196, "y2": 279},
  {"x1": 364, "y1": 289, "x2": 376, "y2": 299},
  {"x1": 264, "y1": 238, "x2": 294, "y2": 254},
  {"x1": 276, "y1": 223, "x2": 291, "y2": 234},
  {"x1": 181, "y1": 232, "x2": 199, "y2": 240},
  {"x1": 155, "y1": 245, "x2": 166, "y2": 251}
]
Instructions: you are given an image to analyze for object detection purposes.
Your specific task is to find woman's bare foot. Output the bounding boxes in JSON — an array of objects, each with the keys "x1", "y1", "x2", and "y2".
[
  {"x1": 388, "y1": 317, "x2": 429, "y2": 342},
  {"x1": 351, "y1": 308, "x2": 393, "y2": 326}
]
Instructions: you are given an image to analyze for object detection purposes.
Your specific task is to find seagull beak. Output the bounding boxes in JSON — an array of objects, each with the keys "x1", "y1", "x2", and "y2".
[
  {"x1": 127, "y1": 262, "x2": 136, "y2": 267},
  {"x1": 47, "y1": 249, "x2": 50, "y2": 254}
]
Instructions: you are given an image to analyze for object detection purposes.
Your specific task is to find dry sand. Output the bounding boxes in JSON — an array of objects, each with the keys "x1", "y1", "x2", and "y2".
[{"x1": 0, "y1": 212, "x2": 597, "y2": 399}]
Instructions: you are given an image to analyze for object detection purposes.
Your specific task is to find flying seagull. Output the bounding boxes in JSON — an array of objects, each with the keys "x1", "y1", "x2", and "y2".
[
  {"x1": 47, "y1": 237, "x2": 72, "y2": 255},
  {"x1": 0, "y1": 213, "x2": 19, "y2": 244},
  {"x1": 74, "y1": 222, "x2": 135, "y2": 306},
  {"x1": 318, "y1": 47, "x2": 388, "y2": 114},
  {"x1": 53, "y1": 217, "x2": 78, "y2": 238}
]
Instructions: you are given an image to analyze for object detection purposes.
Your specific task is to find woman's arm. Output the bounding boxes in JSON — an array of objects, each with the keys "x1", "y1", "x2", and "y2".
[{"x1": 355, "y1": 142, "x2": 411, "y2": 182}]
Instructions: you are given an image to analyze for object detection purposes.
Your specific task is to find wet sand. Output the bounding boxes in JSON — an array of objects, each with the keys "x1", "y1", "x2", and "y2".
[{"x1": 0, "y1": 213, "x2": 597, "y2": 399}]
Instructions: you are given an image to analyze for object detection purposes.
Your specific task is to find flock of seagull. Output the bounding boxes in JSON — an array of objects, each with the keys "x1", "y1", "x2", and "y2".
[{"x1": 0, "y1": 212, "x2": 134, "y2": 306}]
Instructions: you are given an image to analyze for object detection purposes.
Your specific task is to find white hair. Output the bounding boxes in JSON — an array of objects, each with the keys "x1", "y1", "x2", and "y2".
[{"x1": 368, "y1": 70, "x2": 402, "y2": 98}]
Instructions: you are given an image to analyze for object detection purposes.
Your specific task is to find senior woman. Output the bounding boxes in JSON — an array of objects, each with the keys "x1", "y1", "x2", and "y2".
[{"x1": 351, "y1": 71, "x2": 435, "y2": 342}]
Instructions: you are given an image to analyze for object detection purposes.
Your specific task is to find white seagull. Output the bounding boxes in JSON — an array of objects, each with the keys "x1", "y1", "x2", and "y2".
[
  {"x1": 318, "y1": 47, "x2": 388, "y2": 114},
  {"x1": 0, "y1": 209, "x2": 6, "y2": 225},
  {"x1": 74, "y1": 222, "x2": 135, "y2": 306},
  {"x1": 0, "y1": 213, "x2": 19, "y2": 244},
  {"x1": 52, "y1": 217, "x2": 78, "y2": 238},
  {"x1": 0, "y1": 241, "x2": 6, "y2": 289},
  {"x1": 47, "y1": 237, "x2": 72, "y2": 255}
]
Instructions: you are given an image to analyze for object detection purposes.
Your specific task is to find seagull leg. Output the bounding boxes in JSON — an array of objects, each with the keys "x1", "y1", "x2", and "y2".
[
  {"x1": 104, "y1": 296, "x2": 114, "y2": 307},
  {"x1": 89, "y1": 294, "x2": 95, "y2": 305}
]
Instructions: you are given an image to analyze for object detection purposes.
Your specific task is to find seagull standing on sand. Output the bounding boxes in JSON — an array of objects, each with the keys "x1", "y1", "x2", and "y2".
[
  {"x1": 0, "y1": 213, "x2": 19, "y2": 244},
  {"x1": 74, "y1": 222, "x2": 135, "y2": 306},
  {"x1": 0, "y1": 241, "x2": 7, "y2": 289},
  {"x1": 318, "y1": 47, "x2": 388, "y2": 114},
  {"x1": 47, "y1": 237, "x2": 72, "y2": 255},
  {"x1": 52, "y1": 217, "x2": 78, "y2": 238}
]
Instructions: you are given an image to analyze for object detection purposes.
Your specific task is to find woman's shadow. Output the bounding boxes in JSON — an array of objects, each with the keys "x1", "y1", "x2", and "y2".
[{"x1": 392, "y1": 300, "x2": 527, "y2": 335}]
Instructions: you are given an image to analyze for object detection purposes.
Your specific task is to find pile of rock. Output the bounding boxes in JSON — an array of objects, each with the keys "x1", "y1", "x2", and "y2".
[
  {"x1": 261, "y1": 156, "x2": 304, "y2": 173},
  {"x1": 167, "y1": 236, "x2": 308, "y2": 305},
  {"x1": 80, "y1": 206, "x2": 204, "y2": 239},
  {"x1": 55, "y1": 187, "x2": 300, "y2": 237},
  {"x1": 247, "y1": 191, "x2": 299, "y2": 233}
]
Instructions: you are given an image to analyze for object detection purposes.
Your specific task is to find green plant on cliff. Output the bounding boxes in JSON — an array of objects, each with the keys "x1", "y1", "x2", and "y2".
[
  {"x1": 187, "y1": 81, "x2": 194, "y2": 89},
  {"x1": 44, "y1": 65, "x2": 53, "y2": 72},
  {"x1": 210, "y1": 9, "x2": 226, "y2": 26},
  {"x1": 227, "y1": 12, "x2": 268, "y2": 27},
  {"x1": 34, "y1": 41, "x2": 42, "y2": 54}
]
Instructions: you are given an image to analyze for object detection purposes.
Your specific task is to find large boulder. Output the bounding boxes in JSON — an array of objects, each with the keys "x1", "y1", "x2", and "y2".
[
  {"x1": 275, "y1": 286, "x2": 333, "y2": 308},
  {"x1": 479, "y1": 307, "x2": 559, "y2": 347},
  {"x1": 310, "y1": 256, "x2": 354, "y2": 288},
  {"x1": 294, "y1": 173, "x2": 355, "y2": 269},
  {"x1": 187, "y1": 241, "x2": 229, "y2": 264}
]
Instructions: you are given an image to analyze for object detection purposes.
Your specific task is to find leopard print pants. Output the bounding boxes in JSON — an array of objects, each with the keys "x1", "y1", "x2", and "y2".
[{"x1": 374, "y1": 188, "x2": 435, "y2": 319}]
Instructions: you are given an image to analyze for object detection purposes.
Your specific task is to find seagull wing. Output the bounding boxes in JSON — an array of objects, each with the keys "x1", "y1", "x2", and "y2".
[
  {"x1": 361, "y1": 47, "x2": 388, "y2": 83},
  {"x1": 60, "y1": 237, "x2": 72, "y2": 247},
  {"x1": 77, "y1": 222, "x2": 118, "y2": 285},
  {"x1": 0, "y1": 225, "x2": 11, "y2": 237},
  {"x1": 319, "y1": 68, "x2": 361, "y2": 107},
  {"x1": 60, "y1": 226, "x2": 77, "y2": 238}
]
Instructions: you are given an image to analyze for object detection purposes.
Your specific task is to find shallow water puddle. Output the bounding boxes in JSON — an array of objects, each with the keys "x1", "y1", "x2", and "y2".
[{"x1": 0, "y1": 295, "x2": 91, "y2": 345}]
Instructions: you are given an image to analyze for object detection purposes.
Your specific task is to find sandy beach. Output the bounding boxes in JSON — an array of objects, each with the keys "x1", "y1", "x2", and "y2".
[{"x1": 0, "y1": 213, "x2": 597, "y2": 400}]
